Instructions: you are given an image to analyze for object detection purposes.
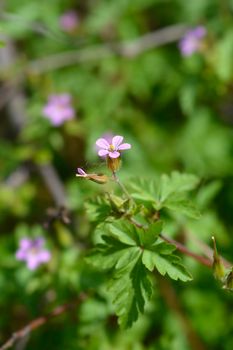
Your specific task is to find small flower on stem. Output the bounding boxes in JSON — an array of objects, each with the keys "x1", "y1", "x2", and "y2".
[
  {"x1": 43, "y1": 94, "x2": 75, "y2": 126},
  {"x1": 16, "y1": 237, "x2": 51, "y2": 270},
  {"x1": 76, "y1": 168, "x2": 108, "y2": 184},
  {"x1": 96, "y1": 135, "x2": 131, "y2": 172},
  {"x1": 179, "y1": 26, "x2": 206, "y2": 56},
  {"x1": 96, "y1": 135, "x2": 131, "y2": 159}
]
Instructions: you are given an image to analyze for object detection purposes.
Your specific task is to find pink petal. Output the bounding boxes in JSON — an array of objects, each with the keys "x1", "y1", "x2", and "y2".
[
  {"x1": 96, "y1": 138, "x2": 110, "y2": 149},
  {"x1": 77, "y1": 168, "x2": 86, "y2": 176},
  {"x1": 27, "y1": 255, "x2": 40, "y2": 270},
  {"x1": 19, "y1": 238, "x2": 32, "y2": 250},
  {"x1": 112, "y1": 136, "x2": 123, "y2": 149},
  {"x1": 38, "y1": 250, "x2": 51, "y2": 263},
  {"x1": 118, "y1": 143, "x2": 131, "y2": 150},
  {"x1": 108, "y1": 151, "x2": 120, "y2": 158},
  {"x1": 16, "y1": 250, "x2": 27, "y2": 260},
  {"x1": 98, "y1": 149, "x2": 109, "y2": 156},
  {"x1": 58, "y1": 94, "x2": 71, "y2": 104}
]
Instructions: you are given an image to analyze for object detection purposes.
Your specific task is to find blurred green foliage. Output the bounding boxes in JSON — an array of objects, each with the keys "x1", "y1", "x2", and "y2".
[{"x1": 0, "y1": 0, "x2": 233, "y2": 349}]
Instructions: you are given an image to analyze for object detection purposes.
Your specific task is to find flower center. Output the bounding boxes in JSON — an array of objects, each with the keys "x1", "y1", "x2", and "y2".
[
  {"x1": 30, "y1": 247, "x2": 39, "y2": 255},
  {"x1": 109, "y1": 144, "x2": 115, "y2": 151}
]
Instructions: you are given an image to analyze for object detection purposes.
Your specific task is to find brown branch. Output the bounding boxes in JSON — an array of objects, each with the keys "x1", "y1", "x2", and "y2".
[
  {"x1": 0, "y1": 293, "x2": 87, "y2": 350},
  {"x1": 38, "y1": 164, "x2": 67, "y2": 207},
  {"x1": 0, "y1": 35, "x2": 68, "y2": 208},
  {"x1": 27, "y1": 24, "x2": 188, "y2": 74}
]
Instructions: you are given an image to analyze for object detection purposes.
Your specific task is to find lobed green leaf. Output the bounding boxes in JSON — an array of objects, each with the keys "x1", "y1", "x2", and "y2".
[{"x1": 142, "y1": 246, "x2": 192, "y2": 282}]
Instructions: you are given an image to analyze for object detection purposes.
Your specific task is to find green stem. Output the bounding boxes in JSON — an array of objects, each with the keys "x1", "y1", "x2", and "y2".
[{"x1": 112, "y1": 171, "x2": 132, "y2": 201}]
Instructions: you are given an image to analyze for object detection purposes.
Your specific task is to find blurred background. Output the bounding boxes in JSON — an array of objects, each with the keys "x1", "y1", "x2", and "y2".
[{"x1": 0, "y1": 0, "x2": 233, "y2": 349}]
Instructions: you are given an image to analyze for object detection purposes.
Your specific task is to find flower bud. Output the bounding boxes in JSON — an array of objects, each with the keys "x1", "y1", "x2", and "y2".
[
  {"x1": 224, "y1": 268, "x2": 233, "y2": 291},
  {"x1": 76, "y1": 168, "x2": 108, "y2": 184},
  {"x1": 212, "y1": 236, "x2": 225, "y2": 281},
  {"x1": 88, "y1": 174, "x2": 109, "y2": 184}
]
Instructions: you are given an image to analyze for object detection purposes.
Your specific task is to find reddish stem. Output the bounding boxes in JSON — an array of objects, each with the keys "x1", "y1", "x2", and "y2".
[
  {"x1": 160, "y1": 234, "x2": 213, "y2": 267},
  {"x1": 0, "y1": 293, "x2": 87, "y2": 350}
]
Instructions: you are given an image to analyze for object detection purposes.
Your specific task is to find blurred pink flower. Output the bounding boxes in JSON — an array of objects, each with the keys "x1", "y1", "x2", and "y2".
[
  {"x1": 16, "y1": 237, "x2": 51, "y2": 270},
  {"x1": 96, "y1": 135, "x2": 131, "y2": 159},
  {"x1": 59, "y1": 10, "x2": 79, "y2": 32},
  {"x1": 179, "y1": 26, "x2": 206, "y2": 56},
  {"x1": 43, "y1": 94, "x2": 75, "y2": 126}
]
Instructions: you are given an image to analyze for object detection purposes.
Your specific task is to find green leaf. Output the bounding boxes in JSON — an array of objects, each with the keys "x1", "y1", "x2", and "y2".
[
  {"x1": 150, "y1": 241, "x2": 176, "y2": 255},
  {"x1": 85, "y1": 196, "x2": 112, "y2": 223},
  {"x1": 163, "y1": 197, "x2": 201, "y2": 219},
  {"x1": 86, "y1": 219, "x2": 191, "y2": 328},
  {"x1": 108, "y1": 259, "x2": 152, "y2": 329},
  {"x1": 139, "y1": 221, "x2": 163, "y2": 247},
  {"x1": 86, "y1": 220, "x2": 154, "y2": 328},
  {"x1": 128, "y1": 174, "x2": 200, "y2": 217},
  {"x1": 106, "y1": 220, "x2": 140, "y2": 246},
  {"x1": 196, "y1": 180, "x2": 222, "y2": 208},
  {"x1": 214, "y1": 30, "x2": 233, "y2": 82},
  {"x1": 159, "y1": 172, "x2": 199, "y2": 203},
  {"x1": 86, "y1": 221, "x2": 141, "y2": 270},
  {"x1": 142, "y1": 249, "x2": 192, "y2": 281},
  {"x1": 127, "y1": 178, "x2": 159, "y2": 206}
]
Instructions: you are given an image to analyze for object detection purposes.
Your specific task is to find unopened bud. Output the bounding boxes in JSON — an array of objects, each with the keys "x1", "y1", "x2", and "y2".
[
  {"x1": 76, "y1": 168, "x2": 108, "y2": 184},
  {"x1": 224, "y1": 268, "x2": 233, "y2": 291},
  {"x1": 88, "y1": 174, "x2": 109, "y2": 184},
  {"x1": 212, "y1": 236, "x2": 225, "y2": 281}
]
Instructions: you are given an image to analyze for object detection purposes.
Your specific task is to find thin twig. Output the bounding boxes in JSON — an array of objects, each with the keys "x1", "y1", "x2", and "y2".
[
  {"x1": 160, "y1": 234, "x2": 213, "y2": 267},
  {"x1": 38, "y1": 164, "x2": 67, "y2": 207},
  {"x1": 0, "y1": 12, "x2": 67, "y2": 43},
  {"x1": 0, "y1": 35, "x2": 68, "y2": 207},
  {"x1": 0, "y1": 294, "x2": 87, "y2": 350},
  {"x1": 4, "y1": 166, "x2": 30, "y2": 189},
  {"x1": 27, "y1": 24, "x2": 187, "y2": 74}
]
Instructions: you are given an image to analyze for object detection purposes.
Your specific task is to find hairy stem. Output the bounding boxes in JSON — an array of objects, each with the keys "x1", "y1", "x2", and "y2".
[{"x1": 112, "y1": 171, "x2": 132, "y2": 201}]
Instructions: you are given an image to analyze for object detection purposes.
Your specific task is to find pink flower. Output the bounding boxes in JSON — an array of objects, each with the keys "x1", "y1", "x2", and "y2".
[
  {"x1": 16, "y1": 237, "x2": 51, "y2": 270},
  {"x1": 59, "y1": 11, "x2": 79, "y2": 32},
  {"x1": 43, "y1": 94, "x2": 75, "y2": 126},
  {"x1": 96, "y1": 135, "x2": 131, "y2": 159},
  {"x1": 179, "y1": 26, "x2": 206, "y2": 56}
]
